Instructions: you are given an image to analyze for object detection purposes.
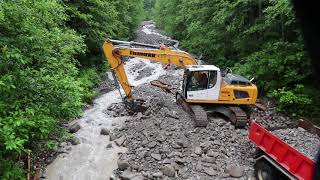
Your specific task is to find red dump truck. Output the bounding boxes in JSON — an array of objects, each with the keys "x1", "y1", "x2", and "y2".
[{"x1": 249, "y1": 121, "x2": 318, "y2": 180}]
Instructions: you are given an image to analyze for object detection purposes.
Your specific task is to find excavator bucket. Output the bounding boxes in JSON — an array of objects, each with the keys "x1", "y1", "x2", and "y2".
[{"x1": 124, "y1": 98, "x2": 148, "y2": 114}]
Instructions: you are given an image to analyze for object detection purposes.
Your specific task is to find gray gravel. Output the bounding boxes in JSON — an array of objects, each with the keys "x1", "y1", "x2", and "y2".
[
  {"x1": 273, "y1": 128, "x2": 320, "y2": 160},
  {"x1": 106, "y1": 21, "x2": 319, "y2": 179},
  {"x1": 111, "y1": 82, "x2": 256, "y2": 179}
]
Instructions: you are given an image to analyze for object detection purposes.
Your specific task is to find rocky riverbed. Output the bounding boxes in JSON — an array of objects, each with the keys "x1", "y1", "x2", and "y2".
[
  {"x1": 104, "y1": 21, "x2": 256, "y2": 179},
  {"x1": 44, "y1": 21, "x2": 319, "y2": 180}
]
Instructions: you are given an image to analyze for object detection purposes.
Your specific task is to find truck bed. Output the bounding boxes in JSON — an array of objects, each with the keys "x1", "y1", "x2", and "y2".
[{"x1": 249, "y1": 121, "x2": 315, "y2": 180}]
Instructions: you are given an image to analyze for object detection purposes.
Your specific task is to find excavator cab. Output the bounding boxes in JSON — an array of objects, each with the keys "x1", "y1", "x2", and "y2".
[{"x1": 182, "y1": 65, "x2": 222, "y2": 101}]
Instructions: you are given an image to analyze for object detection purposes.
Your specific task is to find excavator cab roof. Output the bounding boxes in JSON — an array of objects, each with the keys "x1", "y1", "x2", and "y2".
[{"x1": 185, "y1": 65, "x2": 220, "y2": 72}]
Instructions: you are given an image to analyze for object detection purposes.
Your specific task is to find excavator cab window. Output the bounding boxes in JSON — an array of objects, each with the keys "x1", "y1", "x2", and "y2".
[
  {"x1": 187, "y1": 71, "x2": 218, "y2": 91},
  {"x1": 208, "y1": 71, "x2": 217, "y2": 88}
]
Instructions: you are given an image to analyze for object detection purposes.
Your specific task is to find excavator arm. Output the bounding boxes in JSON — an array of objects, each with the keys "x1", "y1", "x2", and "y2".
[{"x1": 102, "y1": 39, "x2": 198, "y2": 111}]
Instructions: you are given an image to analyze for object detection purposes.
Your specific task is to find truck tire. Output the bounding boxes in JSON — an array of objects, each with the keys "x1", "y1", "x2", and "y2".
[{"x1": 254, "y1": 160, "x2": 278, "y2": 180}]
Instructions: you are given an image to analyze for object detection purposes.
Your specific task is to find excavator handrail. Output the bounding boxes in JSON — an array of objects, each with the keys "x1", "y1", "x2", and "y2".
[{"x1": 107, "y1": 39, "x2": 161, "y2": 49}]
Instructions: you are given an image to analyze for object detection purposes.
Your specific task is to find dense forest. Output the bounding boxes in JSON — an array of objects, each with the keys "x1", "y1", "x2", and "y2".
[
  {"x1": 154, "y1": 0, "x2": 320, "y2": 118},
  {"x1": 0, "y1": 0, "x2": 144, "y2": 178}
]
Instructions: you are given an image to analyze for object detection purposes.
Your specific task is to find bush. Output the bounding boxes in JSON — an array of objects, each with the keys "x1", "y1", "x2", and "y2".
[
  {"x1": 270, "y1": 85, "x2": 312, "y2": 116},
  {"x1": 0, "y1": 0, "x2": 144, "y2": 178},
  {"x1": 78, "y1": 68, "x2": 100, "y2": 103}
]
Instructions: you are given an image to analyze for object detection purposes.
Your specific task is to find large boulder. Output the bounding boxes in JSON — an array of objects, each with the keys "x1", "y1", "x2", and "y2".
[
  {"x1": 69, "y1": 123, "x2": 81, "y2": 133},
  {"x1": 100, "y1": 128, "x2": 110, "y2": 135},
  {"x1": 161, "y1": 165, "x2": 175, "y2": 177},
  {"x1": 70, "y1": 137, "x2": 81, "y2": 145},
  {"x1": 117, "y1": 159, "x2": 129, "y2": 170},
  {"x1": 120, "y1": 170, "x2": 144, "y2": 180},
  {"x1": 226, "y1": 165, "x2": 244, "y2": 178}
]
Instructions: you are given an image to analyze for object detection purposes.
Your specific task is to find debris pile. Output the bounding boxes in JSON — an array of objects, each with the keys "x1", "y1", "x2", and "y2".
[
  {"x1": 252, "y1": 100, "x2": 297, "y2": 128},
  {"x1": 104, "y1": 103, "x2": 130, "y2": 117},
  {"x1": 108, "y1": 72, "x2": 256, "y2": 179},
  {"x1": 274, "y1": 128, "x2": 320, "y2": 160}
]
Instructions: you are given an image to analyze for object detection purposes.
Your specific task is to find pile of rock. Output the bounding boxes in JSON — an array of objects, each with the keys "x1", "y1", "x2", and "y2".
[
  {"x1": 253, "y1": 100, "x2": 296, "y2": 129},
  {"x1": 273, "y1": 127, "x2": 320, "y2": 160},
  {"x1": 109, "y1": 79, "x2": 256, "y2": 179},
  {"x1": 104, "y1": 103, "x2": 130, "y2": 117}
]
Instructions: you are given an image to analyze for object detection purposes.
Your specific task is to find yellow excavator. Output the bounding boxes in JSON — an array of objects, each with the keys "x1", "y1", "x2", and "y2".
[{"x1": 102, "y1": 39, "x2": 258, "y2": 127}]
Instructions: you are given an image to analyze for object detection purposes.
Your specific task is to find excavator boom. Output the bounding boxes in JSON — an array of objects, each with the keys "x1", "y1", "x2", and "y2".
[
  {"x1": 102, "y1": 39, "x2": 258, "y2": 127},
  {"x1": 102, "y1": 39, "x2": 198, "y2": 102}
]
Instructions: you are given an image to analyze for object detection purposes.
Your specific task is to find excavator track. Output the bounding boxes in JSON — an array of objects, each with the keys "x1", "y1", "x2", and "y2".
[
  {"x1": 206, "y1": 105, "x2": 249, "y2": 128},
  {"x1": 190, "y1": 105, "x2": 208, "y2": 127},
  {"x1": 228, "y1": 106, "x2": 248, "y2": 127},
  {"x1": 176, "y1": 92, "x2": 249, "y2": 128},
  {"x1": 176, "y1": 92, "x2": 208, "y2": 127}
]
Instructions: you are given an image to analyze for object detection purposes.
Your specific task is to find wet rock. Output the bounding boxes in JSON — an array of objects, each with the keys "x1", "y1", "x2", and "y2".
[
  {"x1": 194, "y1": 147, "x2": 202, "y2": 155},
  {"x1": 69, "y1": 123, "x2": 81, "y2": 133},
  {"x1": 195, "y1": 161, "x2": 202, "y2": 172},
  {"x1": 151, "y1": 153, "x2": 161, "y2": 161},
  {"x1": 109, "y1": 174, "x2": 116, "y2": 180},
  {"x1": 117, "y1": 159, "x2": 130, "y2": 170},
  {"x1": 178, "y1": 166, "x2": 188, "y2": 176},
  {"x1": 207, "y1": 150, "x2": 219, "y2": 158},
  {"x1": 152, "y1": 171, "x2": 163, "y2": 178},
  {"x1": 163, "y1": 158, "x2": 172, "y2": 164},
  {"x1": 70, "y1": 137, "x2": 80, "y2": 145},
  {"x1": 136, "y1": 112, "x2": 143, "y2": 120},
  {"x1": 226, "y1": 165, "x2": 244, "y2": 178},
  {"x1": 100, "y1": 128, "x2": 110, "y2": 135},
  {"x1": 147, "y1": 141, "x2": 157, "y2": 148},
  {"x1": 115, "y1": 136, "x2": 125, "y2": 146},
  {"x1": 165, "y1": 112, "x2": 179, "y2": 119},
  {"x1": 106, "y1": 143, "x2": 112, "y2": 148},
  {"x1": 156, "y1": 134, "x2": 166, "y2": 142},
  {"x1": 176, "y1": 140, "x2": 188, "y2": 148},
  {"x1": 161, "y1": 165, "x2": 175, "y2": 177},
  {"x1": 202, "y1": 156, "x2": 215, "y2": 163},
  {"x1": 120, "y1": 170, "x2": 144, "y2": 180},
  {"x1": 109, "y1": 133, "x2": 116, "y2": 141},
  {"x1": 204, "y1": 167, "x2": 217, "y2": 176}
]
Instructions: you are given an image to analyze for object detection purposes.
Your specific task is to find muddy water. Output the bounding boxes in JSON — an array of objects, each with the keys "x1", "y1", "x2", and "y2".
[
  {"x1": 46, "y1": 56, "x2": 167, "y2": 179},
  {"x1": 46, "y1": 90, "x2": 127, "y2": 180}
]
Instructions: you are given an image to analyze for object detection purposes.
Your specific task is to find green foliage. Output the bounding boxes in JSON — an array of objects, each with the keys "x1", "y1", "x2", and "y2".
[
  {"x1": 0, "y1": 156, "x2": 25, "y2": 180},
  {"x1": 270, "y1": 85, "x2": 312, "y2": 115},
  {"x1": 63, "y1": 0, "x2": 145, "y2": 66},
  {"x1": 0, "y1": 0, "x2": 144, "y2": 178},
  {"x1": 78, "y1": 68, "x2": 100, "y2": 103},
  {"x1": 234, "y1": 41, "x2": 310, "y2": 92},
  {"x1": 154, "y1": 0, "x2": 318, "y2": 118},
  {"x1": 144, "y1": 0, "x2": 156, "y2": 20}
]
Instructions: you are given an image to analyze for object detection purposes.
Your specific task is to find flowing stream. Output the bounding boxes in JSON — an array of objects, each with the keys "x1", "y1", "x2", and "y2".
[{"x1": 46, "y1": 60, "x2": 166, "y2": 180}]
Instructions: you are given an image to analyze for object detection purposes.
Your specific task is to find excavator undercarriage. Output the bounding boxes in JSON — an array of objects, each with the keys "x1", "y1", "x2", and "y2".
[{"x1": 176, "y1": 91, "x2": 251, "y2": 128}]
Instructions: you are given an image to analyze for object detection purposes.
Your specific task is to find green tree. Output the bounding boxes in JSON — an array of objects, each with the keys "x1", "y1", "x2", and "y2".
[
  {"x1": 0, "y1": 0, "x2": 145, "y2": 178},
  {"x1": 154, "y1": 0, "x2": 318, "y2": 118}
]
